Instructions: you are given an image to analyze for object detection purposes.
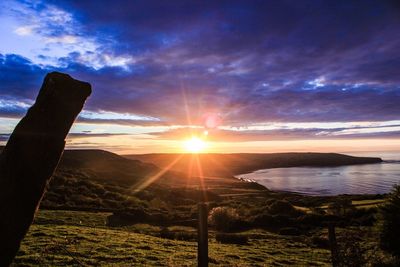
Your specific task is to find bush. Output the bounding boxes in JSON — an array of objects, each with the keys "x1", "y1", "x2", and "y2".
[
  {"x1": 174, "y1": 231, "x2": 197, "y2": 241},
  {"x1": 159, "y1": 227, "x2": 174, "y2": 239},
  {"x1": 208, "y1": 207, "x2": 240, "y2": 232},
  {"x1": 159, "y1": 227, "x2": 197, "y2": 241},
  {"x1": 251, "y1": 212, "x2": 294, "y2": 229},
  {"x1": 215, "y1": 233, "x2": 248, "y2": 245},
  {"x1": 380, "y1": 185, "x2": 400, "y2": 258},
  {"x1": 337, "y1": 231, "x2": 368, "y2": 267},
  {"x1": 279, "y1": 227, "x2": 301, "y2": 236},
  {"x1": 311, "y1": 235, "x2": 330, "y2": 249},
  {"x1": 296, "y1": 213, "x2": 324, "y2": 226},
  {"x1": 296, "y1": 213, "x2": 341, "y2": 227},
  {"x1": 251, "y1": 212, "x2": 275, "y2": 227},
  {"x1": 311, "y1": 207, "x2": 326, "y2": 215},
  {"x1": 327, "y1": 198, "x2": 354, "y2": 216},
  {"x1": 268, "y1": 200, "x2": 302, "y2": 217}
]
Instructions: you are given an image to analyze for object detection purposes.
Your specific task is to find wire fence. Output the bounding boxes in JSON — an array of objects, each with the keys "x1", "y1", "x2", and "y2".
[{"x1": 13, "y1": 210, "x2": 389, "y2": 267}]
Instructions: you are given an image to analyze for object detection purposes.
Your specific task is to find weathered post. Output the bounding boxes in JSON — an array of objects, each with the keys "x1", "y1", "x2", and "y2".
[
  {"x1": 0, "y1": 72, "x2": 91, "y2": 266},
  {"x1": 198, "y1": 202, "x2": 208, "y2": 267},
  {"x1": 328, "y1": 224, "x2": 339, "y2": 267}
]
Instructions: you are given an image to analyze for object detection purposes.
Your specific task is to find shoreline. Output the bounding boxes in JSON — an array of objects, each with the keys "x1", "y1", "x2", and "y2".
[{"x1": 235, "y1": 161, "x2": 397, "y2": 197}]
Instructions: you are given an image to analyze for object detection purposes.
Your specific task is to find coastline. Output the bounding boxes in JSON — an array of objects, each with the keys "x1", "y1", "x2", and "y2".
[{"x1": 235, "y1": 160, "x2": 400, "y2": 196}]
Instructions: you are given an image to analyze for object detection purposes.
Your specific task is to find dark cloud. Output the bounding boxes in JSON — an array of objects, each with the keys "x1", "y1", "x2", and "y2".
[
  {"x1": 66, "y1": 133, "x2": 129, "y2": 138},
  {"x1": 75, "y1": 117, "x2": 168, "y2": 127},
  {"x1": 0, "y1": 134, "x2": 10, "y2": 142},
  {"x1": 1, "y1": 1, "x2": 400, "y2": 129},
  {"x1": 148, "y1": 126, "x2": 400, "y2": 142},
  {"x1": 0, "y1": 54, "x2": 47, "y2": 99}
]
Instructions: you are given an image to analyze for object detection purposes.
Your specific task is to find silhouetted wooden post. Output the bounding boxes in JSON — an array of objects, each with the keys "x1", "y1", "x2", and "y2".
[
  {"x1": 0, "y1": 72, "x2": 91, "y2": 266},
  {"x1": 198, "y1": 203, "x2": 208, "y2": 267},
  {"x1": 328, "y1": 224, "x2": 339, "y2": 267}
]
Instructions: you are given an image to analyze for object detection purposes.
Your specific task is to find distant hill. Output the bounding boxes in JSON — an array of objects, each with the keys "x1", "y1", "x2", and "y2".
[
  {"x1": 0, "y1": 147, "x2": 179, "y2": 185},
  {"x1": 59, "y1": 149, "x2": 161, "y2": 185},
  {"x1": 42, "y1": 149, "x2": 202, "y2": 210},
  {"x1": 0, "y1": 148, "x2": 383, "y2": 212},
  {"x1": 125, "y1": 152, "x2": 383, "y2": 177},
  {"x1": 0, "y1": 147, "x2": 186, "y2": 210}
]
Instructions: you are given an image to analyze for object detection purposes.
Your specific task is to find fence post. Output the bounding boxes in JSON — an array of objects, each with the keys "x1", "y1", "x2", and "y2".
[
  {"x1": 328, "y1": 224, "x2": 339, "y2": 267},
  {"x1": 0, "y1": 72, "x2": 91, "y2": 266},
  {"x1": 198, "y1": 202, "x2": 208, "y2": 267}
]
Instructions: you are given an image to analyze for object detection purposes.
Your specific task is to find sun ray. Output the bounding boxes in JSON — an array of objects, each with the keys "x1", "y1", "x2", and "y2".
[
  {"x1": 194, "y1": 154, "x2": 208, "y2": 202},
  {"x1": 180, "y1": 80, "x2": 192, "y2": 126},
  {"x1": 131, "y1": 154, "x2": 184, "y2": 192},
  {"x1": 185, "y1": 154, "x2": 196, "y2": 188}
]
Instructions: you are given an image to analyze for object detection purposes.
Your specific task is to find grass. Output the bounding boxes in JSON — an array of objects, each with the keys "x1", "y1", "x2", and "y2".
[
  {"x1": 13, "y1": 210, "x2": 331, "y2": 266},
  {"x1": 293, "y1": 205, "x2": 312, "y2": 213},
  {"x1": 351, "y1": 199, "x2": 386, "y2": 209},
  {"x1": 318, "y1": 198, "x2": 385, "y2": 210}
]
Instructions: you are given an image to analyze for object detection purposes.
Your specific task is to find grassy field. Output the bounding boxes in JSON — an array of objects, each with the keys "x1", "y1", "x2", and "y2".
[
  {"x1": 351, "y1": 199, "x2": 386, "y2": 209},
  {"x1": 13, "y1": 210, "x2": 332, "y2": 266},
  {"x1": 9, "y1": 147, "x2": 389, "y2": 266}
]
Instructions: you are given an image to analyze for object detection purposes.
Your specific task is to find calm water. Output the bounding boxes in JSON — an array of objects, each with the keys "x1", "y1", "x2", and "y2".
[{"x1": 237, "y1": 152, "x2": 400, "y2": 196}]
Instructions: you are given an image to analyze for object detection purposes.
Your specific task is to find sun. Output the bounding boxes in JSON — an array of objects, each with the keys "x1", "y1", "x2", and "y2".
[{"x1": 184, "y1": 137, "x2": 206, "y2": 153}]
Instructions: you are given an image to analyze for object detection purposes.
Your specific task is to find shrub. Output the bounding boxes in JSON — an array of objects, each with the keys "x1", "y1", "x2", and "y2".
[
  {"x1": 208, "y1": 207, "x2": 240, "y2": 232},
  {"x1": 380, "y1": 185, "x2": 400, "y2": 258},
  {"x1": 350, "y1": 214, "x2": 376, "y2": 226},
  {"x1": 279, "y1": 227, "x2": 301, "y2": 236},
  {"x1": 159, "y1": 227, "x2": 174, "y2": 239},
  {"x1": 252, "y1": 213, "x2": 276, "y2": 227},
  {"x1": 311, "y1": 207, "x2": 326, "y2": 215},
  {"x1": 159, "y1": 227, "x2": 197, "y2": 241},
  {"x1": 215, "y1": 233, "x2": 248, "y2": 245},
  {"x1": 296, "y1": 213, "x2": 324, "y2": 226},
  {"x1": 327, "y1": 198, "x2": 353, "y2": 216},
  {"x1": 265, "y1": 198, "x2": 277, "y2": 206},
  {"x1": 337, "y1": 231, "x2": 368, "y2": 267},
  {"x1": 251, "y1": 213, "x2": 294, "y2": 229},
  {"x1": 296, "y1": 213, "x2": 342, "y2": 227},
  {"x1": 174, "y1": 231, "x2": 197, "y2": 241},
  {"x1": 311, "y1": 235, "x2": 330, "y2": 249},
  {"x1": 268, "y1": 200, "x2": 302, "y2": 217}
]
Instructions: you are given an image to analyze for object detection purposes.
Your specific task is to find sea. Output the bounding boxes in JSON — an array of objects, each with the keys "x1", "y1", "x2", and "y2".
[{"x1": 236, "y1": 151, "x2": 400, "y2": 196}]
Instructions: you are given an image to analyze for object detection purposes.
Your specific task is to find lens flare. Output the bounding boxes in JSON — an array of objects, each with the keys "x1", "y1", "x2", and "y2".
[{"x1": 184, "y1": 137, "x2": 206, "y2": 153}]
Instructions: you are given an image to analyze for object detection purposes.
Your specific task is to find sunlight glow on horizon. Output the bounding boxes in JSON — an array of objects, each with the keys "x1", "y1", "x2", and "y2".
[{"x1": 184, "y1": 136, "x2": 207, "y2": 153}]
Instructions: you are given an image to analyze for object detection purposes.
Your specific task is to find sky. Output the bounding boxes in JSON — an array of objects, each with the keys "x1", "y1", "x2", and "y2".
[{"x1": 0, "y1": 0, "x2": 400, "y2": 154}]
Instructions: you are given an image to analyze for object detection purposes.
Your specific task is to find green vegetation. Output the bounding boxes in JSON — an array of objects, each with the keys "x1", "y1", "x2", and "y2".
[
  {"x1": 6, "y1": 149, "x2": 395, "y2": 265},
  {"x1": 208, "y1": 207, "x2": 240, "y2": 232},
  {"x1": 352, "y1": 199, "x2": 386, "y2": 208},
  {"x1": 14, "y1": 210, "x2": 333, "y2": 266},
  {"x1": 14, "y1": 209, "x2": 398, "y2": 266},
  {"x1": 380, "y1": 185, "x2": 400, "y2": 260},
  {"x1": 41, "y1": 169, "x2": 148, "y2": 210}
]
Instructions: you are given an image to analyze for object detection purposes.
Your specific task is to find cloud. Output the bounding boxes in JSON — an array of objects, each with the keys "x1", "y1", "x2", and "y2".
[
  {"x1": 0, "y1": 54, "x2": 46, "y2": 100},
  {"x1": 0, "y1": 0, "x2": 399, "y2": 140},
  {"x1": 0, "y1": 0, "x2": 133, "y2": 69},
  {"x1": 0, "y1": 98, "x2": 33, "y2": 117},
  {"x1": 66, "y1": 133, "x2": 129, "y2": 139},
  {"x1": 0, "y1": 134, "x2": 9, "y2": 142},
  {"x1": 148, "y1": 124, "x2": 400, "y2": 142}
]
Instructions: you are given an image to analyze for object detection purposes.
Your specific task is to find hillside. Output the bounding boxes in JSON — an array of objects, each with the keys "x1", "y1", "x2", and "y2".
[
  {"x1": 125, "y1": 152, "x2": 383, "y2": 177},
  {"x1": 14, "y1": 209, "x2": 333, "y2": 266},
  {"x1": 0, "y1": 147, "x2": 175, "y2": 186},
  {"x1": 42, "y1": 149, "x2": 197, "y2": 210},
  {"x1": 59, "y1": 149, "x2": 162, "y2": 185},
  {"x1": 2, "y1": 147, "x2": 391, "y2": 266},
  {"x1": 0, "y1": 147, "x2": 265, "y2": 210},
  {"x1": 0, "y1": 148, "x2": 383, "y2": 214}
]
